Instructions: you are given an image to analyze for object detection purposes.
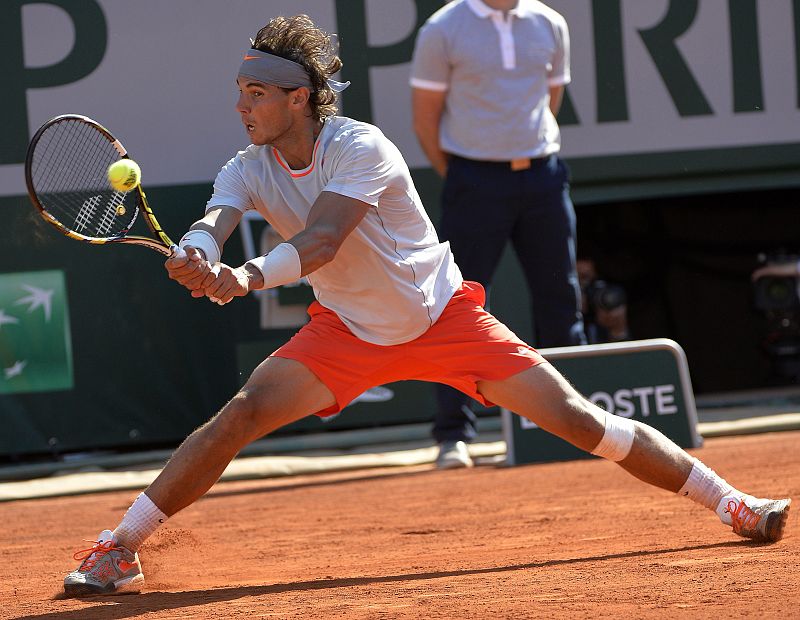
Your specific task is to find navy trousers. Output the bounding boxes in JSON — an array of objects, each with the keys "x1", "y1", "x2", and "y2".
[{"x1": 433, "y1": 154, "x2": 586, "y2": 443}]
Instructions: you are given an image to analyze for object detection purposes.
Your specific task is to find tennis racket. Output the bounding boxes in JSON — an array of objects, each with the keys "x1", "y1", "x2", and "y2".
[
  {"x1": 25, "y1": 114, "x2": 225, "y2": 303},
  {"x1": 25, "y1": 113, "x2": 184, "y2": 258}
]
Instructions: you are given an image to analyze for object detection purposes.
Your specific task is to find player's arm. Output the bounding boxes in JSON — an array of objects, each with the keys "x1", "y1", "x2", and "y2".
[
  {"x1": 412, "y1": 87, "x2": 448, "y2": 178},
  {"x1": 549, "y1": 85, "x2": 565, "y2": 117},
  {"x1": 165, "y1": 206, "x2": 243, "y2": 291},
  {"x1": 190, "y1": 205, "x2": 243, "y2": 254},
  {"x1": 291, "y1": 191, "x2": 371, "y2": 274},
  {"x1": 203, "y1": 192, "x2": 370, "y2": 302}
]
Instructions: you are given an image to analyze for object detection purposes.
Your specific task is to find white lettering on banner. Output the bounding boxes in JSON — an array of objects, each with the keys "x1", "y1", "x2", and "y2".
[
  {"x1": 655, "y1": 384, "x2": 678, "y2": 415},
  {"x1": 613, "y1": 389, "x2": 635, "y2": 418},
  {"x1": 632, "y1": 387, "x2": 654, "y2": 416},
  {"x1": 518, "y1": 383, "x2": 678, "y2": 430},
  {"x1": 588, "y1": 384, "x2": 678, "y2": 417},
  {"x1": 519, "y1": 384, "x2": 678, "y2": 431}
]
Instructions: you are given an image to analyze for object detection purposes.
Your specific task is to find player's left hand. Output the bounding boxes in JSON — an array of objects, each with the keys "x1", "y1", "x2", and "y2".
[{"x1": 195, "y1": 263, "x2": 251, "y2": 304}]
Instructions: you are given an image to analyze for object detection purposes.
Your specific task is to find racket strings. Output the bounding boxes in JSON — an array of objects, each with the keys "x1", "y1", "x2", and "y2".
[{"x1": 30, "y1": 119, "x2": 138, "y2": 239}]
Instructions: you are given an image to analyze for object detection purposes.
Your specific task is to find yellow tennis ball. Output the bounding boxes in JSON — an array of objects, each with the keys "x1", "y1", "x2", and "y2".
[{"x1": 107, "y1": 159, "x2": 141, "y2": 192}]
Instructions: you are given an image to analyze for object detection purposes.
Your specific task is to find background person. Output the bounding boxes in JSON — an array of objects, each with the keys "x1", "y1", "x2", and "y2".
[
  {"x1": 751, "y1": 254, "x2": 800, "y2": 384},
  {"x1": 62, "y1": 13, "x2": 791, "y2": 598},
  {"x1": 410, "y1": 0, "x2": 586, "y2": 468},
  {"x1": 577, "y1": 257, "x2": 631, "y2": 344}
]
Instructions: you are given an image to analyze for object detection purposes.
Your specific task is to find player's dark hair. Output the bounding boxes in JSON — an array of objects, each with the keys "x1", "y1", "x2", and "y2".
[{"x1": 252, "y1": 15, "x2": 343, "y2": 121}]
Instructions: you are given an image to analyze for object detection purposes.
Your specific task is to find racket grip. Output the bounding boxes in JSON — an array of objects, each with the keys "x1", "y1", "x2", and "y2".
[{"x1": 169, "y1": 245, "x2": 187, "y2": 259}]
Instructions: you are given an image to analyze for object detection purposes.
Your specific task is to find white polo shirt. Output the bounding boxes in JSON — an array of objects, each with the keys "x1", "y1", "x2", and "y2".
[
  {"x1": 410, "y1": 0, "x2": 570, "y2": 161},
  {"x1": 207, "y1": 116, "x2": 463, "y2": 345}
]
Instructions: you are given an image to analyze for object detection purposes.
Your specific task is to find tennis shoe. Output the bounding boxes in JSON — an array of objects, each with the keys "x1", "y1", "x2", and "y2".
[
  {"x1": 722, "y1": 496, "x2": 792, "y2": 543},
  {"x1": 64, "y1": 529, "x2": 144, "y2": 596},
  {"x1": 435, "y1": 440, "x2": 474, "y2": 469}
]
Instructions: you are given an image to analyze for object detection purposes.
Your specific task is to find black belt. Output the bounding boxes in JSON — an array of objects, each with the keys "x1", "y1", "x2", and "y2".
[{"x1": 450, "y1": 154, "x2": 551, "y2": 171}]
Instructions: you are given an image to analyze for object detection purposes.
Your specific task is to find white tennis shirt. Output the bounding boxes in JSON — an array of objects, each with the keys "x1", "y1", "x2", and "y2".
[{"x1": 207, "y1": 116, "x2": 463, "y2": 345}]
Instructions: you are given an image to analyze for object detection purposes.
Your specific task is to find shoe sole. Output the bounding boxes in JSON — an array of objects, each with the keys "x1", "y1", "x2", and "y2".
[
  {"x1": 64, "y1": 573, "x2": 144, "y2": 597},
  {"x1": 761, "y1": 498, "x2": 791, "y2": 543},
  {"x1": 436, "y1": 458, "x2": 474, "y2": 470},
  {"x1": 736, "y1": 498, "x2": 792, "y2": 543}
]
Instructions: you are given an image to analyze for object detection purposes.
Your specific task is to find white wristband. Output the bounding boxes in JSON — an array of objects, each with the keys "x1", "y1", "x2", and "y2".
[
  {"x1": 245, "y1": 242, "x2": 302, "y2": 290},
  {"x1": 179, "y1": 229, "x2": 221, "y2": 264}
]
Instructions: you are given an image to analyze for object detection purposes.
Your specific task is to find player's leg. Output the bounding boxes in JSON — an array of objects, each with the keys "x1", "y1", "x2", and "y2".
[
  {"x1": 479, "y1": 363, "x2": 692, "y2": 489},
  {"x1": 140, "y1": 355, "x2": 335, "y2": 518},
  {"x1": 478, "y1": 363, "x2": 791, "y2": 542},
  {"x1": 64, "y1": 355, "x2": 334, "y2": 596}
]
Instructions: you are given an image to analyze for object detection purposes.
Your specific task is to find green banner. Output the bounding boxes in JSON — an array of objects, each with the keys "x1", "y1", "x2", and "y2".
[
  {"x1": 0, "y1": 270, "x2": 73, "y2": 394},
  {"x1": 503, "y1": 339, "x2": 702, "y2": 465}
]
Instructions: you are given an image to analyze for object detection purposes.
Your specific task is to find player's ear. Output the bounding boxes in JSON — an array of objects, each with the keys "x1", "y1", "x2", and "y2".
[{"x1": 291, "y1": 87, "x2": 310, "y2": 107}]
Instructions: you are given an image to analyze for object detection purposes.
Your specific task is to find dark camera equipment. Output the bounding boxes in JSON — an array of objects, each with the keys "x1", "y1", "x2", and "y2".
[
  {"x1": 585, "y1": 280, "x2": 627, "y2": 313},
  {"x1": 754, "y1": 274, "x2": 800, "y2": 313},
  {"x1": 753, "y1": 253, "x2": 800, "y2": 383},
  {"x1": 581, "y1": 279, "x2": 629, "y2": 344}
]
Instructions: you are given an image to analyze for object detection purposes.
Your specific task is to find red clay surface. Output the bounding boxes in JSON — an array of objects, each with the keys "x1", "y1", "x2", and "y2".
[{"x1": 1, "y1": 430, "x2": 798, "y2": 619}]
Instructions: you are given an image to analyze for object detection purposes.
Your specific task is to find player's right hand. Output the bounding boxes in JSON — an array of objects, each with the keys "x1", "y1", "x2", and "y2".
[
  {"x1": 165, "y1": 246, "x2": 213, "y2": 292},
  {"x1": 194, "y1": 263, "x2": 250, "y2": 304}
]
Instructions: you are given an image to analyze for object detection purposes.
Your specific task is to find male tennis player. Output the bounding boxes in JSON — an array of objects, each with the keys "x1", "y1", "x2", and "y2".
[{"x1": 64, "y1": 14, "x2": 790, "y2": 596}]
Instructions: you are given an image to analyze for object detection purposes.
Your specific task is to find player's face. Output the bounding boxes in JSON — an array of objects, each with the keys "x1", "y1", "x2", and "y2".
[{"x1": 236, "y1": 78, "x2": 293, "y2": 145}]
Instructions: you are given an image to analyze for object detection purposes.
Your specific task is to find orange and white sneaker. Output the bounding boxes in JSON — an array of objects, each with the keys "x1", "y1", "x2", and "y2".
[
  {"x1": 64, "y1": 530, "x2": 144, "y2": 596},
  {"x1": 719, "y1": 496, "x2": 792, "y2": 543}
]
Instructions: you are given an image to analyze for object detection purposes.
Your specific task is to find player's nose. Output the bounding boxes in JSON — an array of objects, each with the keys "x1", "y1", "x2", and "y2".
[{"x1": 235, "y1": 93, "x2": 250, "y2": 114}]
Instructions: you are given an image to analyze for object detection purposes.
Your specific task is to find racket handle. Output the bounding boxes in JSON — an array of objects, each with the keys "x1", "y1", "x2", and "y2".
[{"x1": 169, "y1": 244, "x2": 186, "y2": 259}]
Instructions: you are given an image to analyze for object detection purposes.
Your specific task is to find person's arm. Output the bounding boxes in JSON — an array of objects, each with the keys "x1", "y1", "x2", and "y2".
[
  {"x1": 549, "y1": 84, "x2": 565, "y2": 118},
  {"x1": 202, "y1": 191, "x2": 370, "y2": 303},
  {"x1": 191, "y1": 205, "x2": 243, "y2": 253},
  {"x1": 412, "y1": 87, "x2": 448, "y2": 177},
  {"x1": 165, "y1": 206, "x2": 242, "y2": 293},
  {"x1": 288, "y1": 191, "x2": 371, "y2": 274}
]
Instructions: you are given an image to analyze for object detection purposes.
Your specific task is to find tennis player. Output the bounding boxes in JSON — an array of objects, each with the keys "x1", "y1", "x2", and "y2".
[{"x1": 64, "y1": 14, "x2": 791, "y2": 596}]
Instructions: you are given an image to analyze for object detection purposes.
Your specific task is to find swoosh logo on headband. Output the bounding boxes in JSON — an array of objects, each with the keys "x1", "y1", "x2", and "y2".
[{"x1": 243, "y1": 54, "x2": 261, "y2": 61}]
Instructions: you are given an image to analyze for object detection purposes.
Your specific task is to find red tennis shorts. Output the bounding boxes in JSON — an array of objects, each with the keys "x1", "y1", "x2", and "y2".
[{"x1": 272, "y1": 281, "x2": 546, "y2": 416}]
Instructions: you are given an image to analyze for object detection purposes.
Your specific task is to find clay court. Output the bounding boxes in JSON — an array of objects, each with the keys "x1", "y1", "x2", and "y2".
[{"x1": 1, "y1": 429, "x2": 797, "y2": 619}]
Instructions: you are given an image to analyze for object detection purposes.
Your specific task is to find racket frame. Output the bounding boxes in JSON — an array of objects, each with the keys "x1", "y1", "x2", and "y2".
[{"x1": 25, "y1": 114, "x2": 179, "y2": 257}]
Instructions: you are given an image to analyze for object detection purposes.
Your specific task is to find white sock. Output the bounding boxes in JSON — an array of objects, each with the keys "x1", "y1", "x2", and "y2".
[
  {"x1": 677, "y1": 459, "x2": 734, "y2": 515},
  {"x1": 113, "y1": 492, "x2": 168, "y2": 551},
  {"x1": 676, "y1": 460, "x2": 770, "y2": 526}
]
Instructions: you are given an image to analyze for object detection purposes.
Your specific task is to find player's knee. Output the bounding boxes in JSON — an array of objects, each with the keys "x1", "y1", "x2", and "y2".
[
  {"x1": 590, "y1": 412, "x2": 636, "y2": 462},
  {"x1": 207, "y1": 387, "x2": 273, "y2": 445}
]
